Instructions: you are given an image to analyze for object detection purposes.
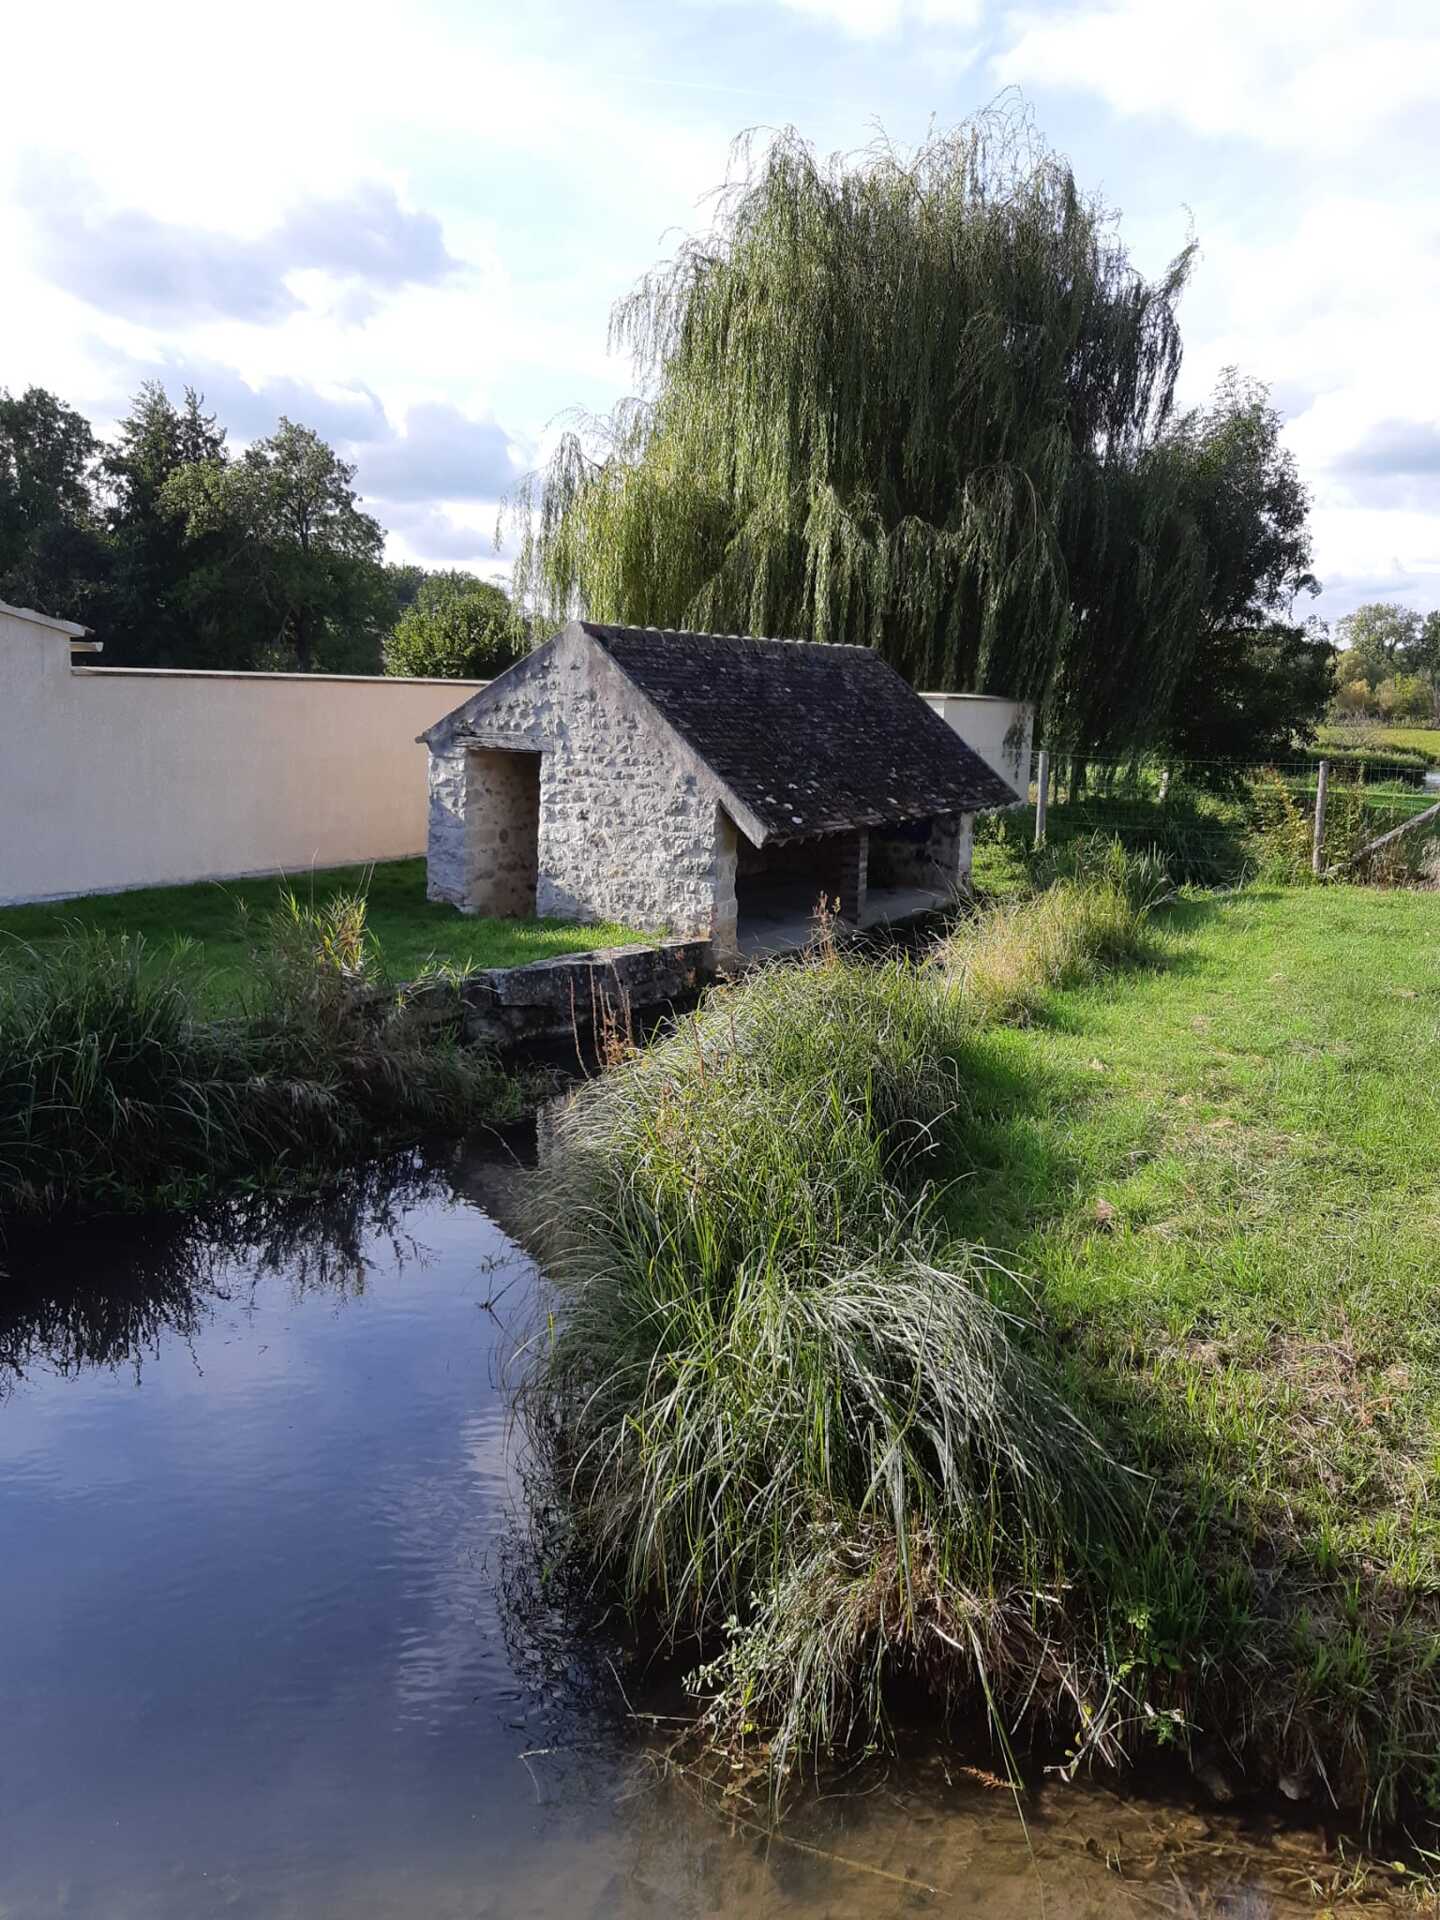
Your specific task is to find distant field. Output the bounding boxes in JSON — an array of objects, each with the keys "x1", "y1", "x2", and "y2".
[
  {"x1": 0, "y1": 860, "x2": 650, "y2": 1006},
  {"x1": 1319, "y1": 723, "x2": 1440, "y2": 762}
]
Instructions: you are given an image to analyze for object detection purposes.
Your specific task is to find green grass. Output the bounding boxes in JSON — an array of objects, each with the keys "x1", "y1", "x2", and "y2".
[
  {"x1": 972, "y1": 774, "x2": 1440, "y2": 901},
  {"x1": 0, "y1": 860, "x2": 650, "y2": 1007},
  {"x1": 524, "y1": 867, "x2": 1440, "y2": 1827},
  {"x1": 522, "y1": 924, "x2": 1139, "y2": 1779},
  {"x1": 0, "y1": 891, "x2": 533, "y2": 1223},
  {"x1": 948, "y1": 884, "x2": 1440, "y2": 1813},
  {"x1": 1320, "y1": 724, "x2": 1440, "y2": 764}
]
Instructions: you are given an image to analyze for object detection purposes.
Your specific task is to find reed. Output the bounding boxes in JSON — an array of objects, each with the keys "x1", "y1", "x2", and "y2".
[
  {"x1": 521, "y1": 910, "x2": 1147, "y2": 1781},
  {"x1": 0, "y1": 892, "x2": 523, "y2": 1221}
]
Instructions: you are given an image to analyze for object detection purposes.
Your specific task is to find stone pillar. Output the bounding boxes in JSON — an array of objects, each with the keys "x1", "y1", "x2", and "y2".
[
  {"x1": 426, "y1": 748, "x2": 469, "y2": 906},
  {"x1": 956, "y1": 812, "x2": 975, "y2": 896},
  {"x1": 835, "y1": 827, "x2": 868, "y2": 925},
  {"x1": 711, "y1": 808, "x2": 741, "y2": 967}
]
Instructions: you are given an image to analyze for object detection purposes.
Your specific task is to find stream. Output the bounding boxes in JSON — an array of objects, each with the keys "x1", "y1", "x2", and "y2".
[{"x1": 0, "y1": 1142, "x2": 1407, "y2": 1917}]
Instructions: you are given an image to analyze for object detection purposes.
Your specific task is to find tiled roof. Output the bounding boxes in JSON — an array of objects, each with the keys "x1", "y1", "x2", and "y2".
[{"x1": 583, "y1": 624, "x2": 1020, "y2": 837}]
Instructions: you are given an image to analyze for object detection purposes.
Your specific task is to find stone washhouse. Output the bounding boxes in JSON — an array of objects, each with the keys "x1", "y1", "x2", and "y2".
[{"x1": 420, "y1": 622, "x2": 1021, "y2": 962}]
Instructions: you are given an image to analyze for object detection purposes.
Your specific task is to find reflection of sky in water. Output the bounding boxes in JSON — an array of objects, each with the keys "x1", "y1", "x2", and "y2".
[
  {"x1": 0, "y1": 1173, "x2": 1326, "y2": 1918},
  {"x1": 0, "y1": 1181, "x2": 599, "y2": 1918}
]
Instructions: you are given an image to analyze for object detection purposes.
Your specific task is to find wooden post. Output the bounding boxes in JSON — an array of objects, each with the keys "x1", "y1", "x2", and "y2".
[
  {"x1": 1312, "y1": 759, "x2": 1329, "y2": 877},
  {"x1": 1329, "y1": 795, "x2": 1440, "y2": 875},
  {"x1": 1035, "y1": 750, "x2": 1050, "y2": 848}
]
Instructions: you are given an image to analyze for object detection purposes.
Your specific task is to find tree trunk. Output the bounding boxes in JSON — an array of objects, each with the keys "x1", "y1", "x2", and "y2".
[{"x1": 294, "y1": 607, "x2": 312, "y2": 673}]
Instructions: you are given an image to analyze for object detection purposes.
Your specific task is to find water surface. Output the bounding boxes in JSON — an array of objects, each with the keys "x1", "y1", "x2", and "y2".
[{"x1": 0, "y1": 1148, "x2": 1395, "y2": 1916}]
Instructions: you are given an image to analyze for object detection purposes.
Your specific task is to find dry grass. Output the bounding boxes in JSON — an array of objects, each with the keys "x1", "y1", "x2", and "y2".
[{"x1": 936, "y1": 834, "x2": 1170, "y2": 1023}]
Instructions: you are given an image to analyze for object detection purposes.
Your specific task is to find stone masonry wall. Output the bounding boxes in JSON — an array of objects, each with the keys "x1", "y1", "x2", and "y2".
[
  {"x1": 429, "y1": 628, "x2": 731, "y2": 940},
  {"x1": 474, "y1": 749, "x2": 540, "y2": 914},
  {"x1": 426, "y1": 747, "x2": 472, "y2": 907},
  {"x1": 869, "y1": 811, "x2": 973, "y2": 892},
  {"x1": 427, "y1": 747, "x2": 541, "y2": 915}
]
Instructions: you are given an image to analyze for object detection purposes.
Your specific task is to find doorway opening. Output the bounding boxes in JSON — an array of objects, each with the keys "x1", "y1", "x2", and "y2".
[{"x1": 461, "y1": 749, "x2": 541, "y2": 916}]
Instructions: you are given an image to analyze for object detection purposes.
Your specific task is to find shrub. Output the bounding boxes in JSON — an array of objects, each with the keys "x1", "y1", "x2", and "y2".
[
  {"x1": 1246, "y1": 770, "x2": 1440, "y2": 887},
  {"x1": 1374, "y1": 673, "x2": 1434, "y2": 723},
  {"x1": 979, "y1": 789, "x2": 1253, "y2": 891},
  {"x1": 1331, "y1": 678, "x2": 1373, "y2": 717},
  {"x1": 1296, "y1": 744, "x2": 1430, "y2": 787},
  {"x1": 382, "y1": 571, "x2": 523, "y2": 680}
]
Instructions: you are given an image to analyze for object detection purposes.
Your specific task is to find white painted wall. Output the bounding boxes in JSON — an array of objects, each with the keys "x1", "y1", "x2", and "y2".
[
  {"x1": 922, "y1": 693, "x2": 1033, "y2": 802},
  {"x1": 0, "y1": 602, "x2": 487, "y2": 905}
]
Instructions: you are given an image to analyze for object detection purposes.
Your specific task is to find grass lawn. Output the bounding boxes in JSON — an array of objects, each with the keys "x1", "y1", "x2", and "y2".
[
  {"x1": 948, "y1": 884, "x2": 1440, "y2": 1801},
  {"x1": 0, "y1": 859, "x2": 652, "y2": 1005},
  {"x1": 1320, "y1": 723, "x2": 1440, "y2": 763}
]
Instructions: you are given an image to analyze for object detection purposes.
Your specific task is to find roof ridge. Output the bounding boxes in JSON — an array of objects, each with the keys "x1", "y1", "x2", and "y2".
[{"x1": 584, "y1": 621, "x2": 874, "y2": 654}]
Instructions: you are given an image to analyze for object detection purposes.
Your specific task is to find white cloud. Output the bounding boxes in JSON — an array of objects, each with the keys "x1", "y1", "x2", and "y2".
[
  {"x1": 775, "y1": 0, "x2": 979, "y2": 36},
  {"x1": 382, "y1": 502, "x2": 512, "y2": 574},
  {"x1": 3, "y1": 0, "x2": 1439, "y2": 626},
  {"x1": 990, "y1": 1, "x2": 1440, "y2": 620},
  {"x1": 18, "y1": 161, "x2": 456, "y2": 328},
  {"x1": 998, "y1": 0, "x2": 1440, "y2": 150},
  {"x1": 995, "y1": 0, "x2": 1440, "y2": 151}
]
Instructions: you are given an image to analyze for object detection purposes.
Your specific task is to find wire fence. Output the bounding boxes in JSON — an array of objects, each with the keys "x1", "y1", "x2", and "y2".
[{"x1": 985, "y1": 752, "x2": 1440, "y2": 883}]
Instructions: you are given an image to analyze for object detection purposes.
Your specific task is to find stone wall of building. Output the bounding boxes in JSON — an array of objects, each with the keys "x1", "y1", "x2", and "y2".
[
  {"x1": 424, "y1": 747, "x2": 540, "y2": 916},
  {"x1": 427, "y1": 628, "x2": 732, "y2": 941},
  {"x1": 713, "y1": 811, "x2": 739, "y2": 961},
  {"x1": 426, "y1": 748, "x2": 466, "y2": 906},
  {"x1": 869, "y1": 811, "x2": 973, "y2": 892}
]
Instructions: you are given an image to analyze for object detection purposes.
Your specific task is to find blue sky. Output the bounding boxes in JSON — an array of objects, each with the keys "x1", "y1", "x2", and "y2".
[{"x1": 5, "y1": 0, "x2": 1438, "y2": 626}]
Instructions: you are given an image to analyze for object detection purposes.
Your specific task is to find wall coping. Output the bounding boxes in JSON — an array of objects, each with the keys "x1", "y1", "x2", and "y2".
[
  {"x1": 920, "y1": 691, "x2": 1026, "y2": 705},
  {"x1": 69, "y1": 666, "x2": 492, "y2": 688},
  {"x1": 0, "y1": 599, "x2": 91, "y2": 637}
]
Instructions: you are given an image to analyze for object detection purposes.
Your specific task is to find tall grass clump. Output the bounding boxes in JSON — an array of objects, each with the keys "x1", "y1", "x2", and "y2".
[
  {"x1": 523, "y1": 949, "x2": 1135, "y2": 1781},
  {"x1": 938, "y1": 835, "x2": 1169, "y2": 1024},
  {"x1": 0, "y1": 892, "x2": 524, "y2": 1221}
]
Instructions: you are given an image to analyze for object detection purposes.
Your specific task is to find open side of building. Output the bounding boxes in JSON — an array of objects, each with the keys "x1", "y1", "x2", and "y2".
[{"x1": 421, "y1": 622, "x2": 1020, "y2": 961}]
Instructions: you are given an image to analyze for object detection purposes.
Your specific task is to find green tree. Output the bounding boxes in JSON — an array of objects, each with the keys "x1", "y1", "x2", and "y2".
[
  {"x1": 1165, "y1": 619, "x2": 1334, "y2": 765},
  {"x1": 1373, "y1": 673, "x2": 1432, "y2": 722},
  {"x1": 1160, "y1": 374, "x2": 1323, "y2": 761},
  {"x1": 1335, "y1": 603, "x2": 1423, "y2": 692},
  {"x1": 0, "y1": 386, "x2": 110, "y2": 623},
  {"x1": 513, "y1": 110, "x2": 1202, "y2": 754},
  {"x1": 385, "y1": 562, "x2": 428, "y2": 620},
  {"x1": 1412, "y1": 611, "x2": 1440, "y2": 723},
  {"x1": 167, "y1": 418, "x2": 386, "y2": 671},
  {"x1": 383, "y1": 570, "x2": 521, "y2": 678},
  {"x1": 102, "y1": 383, "x2": 238, "y2": 666}
]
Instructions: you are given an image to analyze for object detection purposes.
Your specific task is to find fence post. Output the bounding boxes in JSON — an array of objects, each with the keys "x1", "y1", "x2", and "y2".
[
  {"x1": 1034, "y1": 749, "x2": 1050, "y2": 848},
  {"x1": 1312, "y1": 758, "x2": 1329, "y2": 876}
]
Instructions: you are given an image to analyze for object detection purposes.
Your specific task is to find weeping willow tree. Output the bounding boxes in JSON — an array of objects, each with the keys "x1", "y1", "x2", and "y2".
[{"x1": 512, "y1": 106, "x2": 1209, "y2": 753}]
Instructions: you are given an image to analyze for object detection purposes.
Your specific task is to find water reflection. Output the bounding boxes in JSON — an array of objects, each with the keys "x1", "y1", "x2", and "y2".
[
  {"x1": 0, "y1": 1141, "x2": 516, "y2": 1391},
  {"x1": 0, "y1": 1145, "x2": 1406, "y2": 1918}
]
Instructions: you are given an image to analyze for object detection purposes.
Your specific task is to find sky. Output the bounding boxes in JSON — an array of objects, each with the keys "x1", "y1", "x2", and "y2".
[{"x1": 3, "y1": 0, "x2": 1438, "y2": 627}]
